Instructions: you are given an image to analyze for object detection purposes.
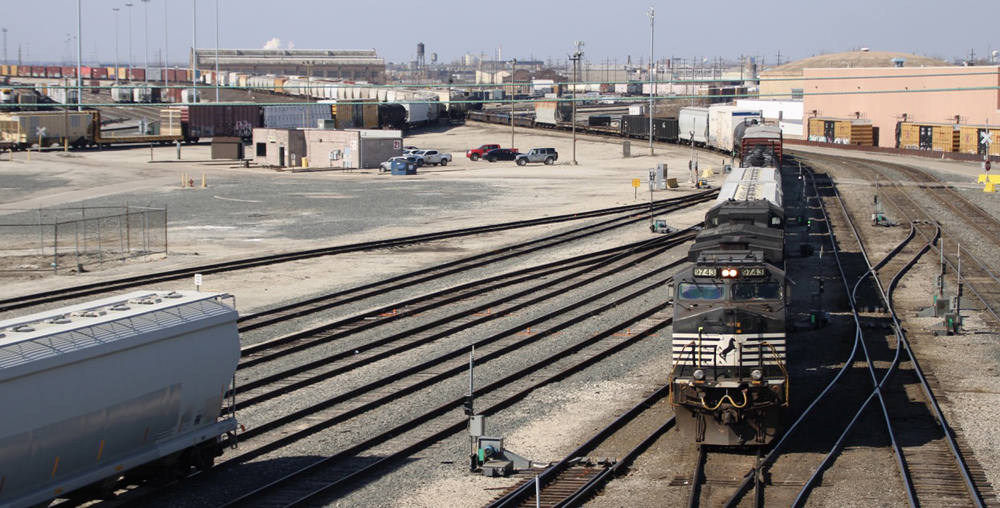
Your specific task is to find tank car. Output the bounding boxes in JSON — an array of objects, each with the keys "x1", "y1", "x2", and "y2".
[
  {"x1": 0, "y1": 290, "x2": 240, "y2": 507},
  {"x1": 670, "y1": 252, "x2": 789, "y2": 445}
]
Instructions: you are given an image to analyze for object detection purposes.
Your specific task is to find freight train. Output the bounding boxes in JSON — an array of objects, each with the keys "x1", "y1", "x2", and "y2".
[
  {"x1": 468, "y1": 103, "x2": 772, "y2": 156},
  {"x1": 669, "y1": 133, "x2": 788, "y2": 446},
  {"x1": 0, "y1": 291, "x2": 241, "y2": 507}
]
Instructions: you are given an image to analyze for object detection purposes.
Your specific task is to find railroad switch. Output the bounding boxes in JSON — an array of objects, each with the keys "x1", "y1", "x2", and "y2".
[{"x1": 468, "y1": 415, "x2": 535, "y2": 477}]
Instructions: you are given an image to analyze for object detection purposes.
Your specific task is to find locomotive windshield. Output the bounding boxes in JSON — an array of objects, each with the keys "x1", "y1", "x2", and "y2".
[
  {"x1": 732, "y1": 282, "x2": 782, "y2": 301},
  {"x1": 678, "y1": 283, "x2": 725, "y2": 301}
]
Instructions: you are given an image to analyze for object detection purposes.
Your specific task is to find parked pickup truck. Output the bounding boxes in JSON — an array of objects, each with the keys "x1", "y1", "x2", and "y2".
[
  {"x1": 412, "y1": 150, "x2": 452, "y2": 166},
  {"x1": 466, "y1": 144, "x2": 501, "y2": 161},
  {"x1": 515, "y1": 148, "x2": 558, "y2": 166}
]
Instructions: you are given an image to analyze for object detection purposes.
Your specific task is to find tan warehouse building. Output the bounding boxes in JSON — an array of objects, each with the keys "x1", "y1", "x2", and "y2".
[
  {"x1": 194, "y1": 49, "x2": 386, "y2": 84},
  {"x1": 802, "y1": 65, "x2": 1000, "y2": 148}
]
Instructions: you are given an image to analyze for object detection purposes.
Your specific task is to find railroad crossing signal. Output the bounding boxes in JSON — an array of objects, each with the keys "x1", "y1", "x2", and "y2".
[
  {"x1": 35, "y1": 126, "x2": 46, "y2": 137},
  {"x1": 981, "y1": 130, "x2": 993, "y2": 146}
]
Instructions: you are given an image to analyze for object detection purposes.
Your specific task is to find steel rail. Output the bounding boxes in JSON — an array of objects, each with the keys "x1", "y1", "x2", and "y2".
[
  {"x1": 235, "y1": 193, "x2": 715, "y2": 332},
  {"x1": 0, "y1": 191, "x2": 715, "y2": 313},
  {"x1": 221, "y1": 298, "x2": 676, "y2": 507},
  {"x1": 230, "y1": 233, "x2": 693, "y2": 412},
  {"x1": 719, "y1": 159, "x2": 870, "y2": 507},
  {"x1": 488, "y1": 384, "x2": 674, "y2": 508}
]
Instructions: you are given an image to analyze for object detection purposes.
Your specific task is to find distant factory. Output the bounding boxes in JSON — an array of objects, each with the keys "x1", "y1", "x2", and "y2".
[{"x1": 192, "y1": 49, "x2": 386, "y2": 84}]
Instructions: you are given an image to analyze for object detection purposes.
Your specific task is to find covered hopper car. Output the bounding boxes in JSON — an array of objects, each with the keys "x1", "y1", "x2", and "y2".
[{"x1": 0, "y1": 291, "x2": 241, "y2": 507}]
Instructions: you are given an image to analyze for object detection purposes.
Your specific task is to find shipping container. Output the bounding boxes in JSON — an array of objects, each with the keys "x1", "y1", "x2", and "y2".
[
  {"x1": 0, "y1": 110, "x2": 94, "y2": 148},
  {"x1": 110, "y1": 84, "x2": 133, "y2": 103},
  {"x1": 90, "y1": 67, "x2": 108, "y2": 80},
  {"x1": 808, "y1": 118, "x2": 874, "y2": 146},
  {"x1": 17, "y1": 65, "x2": 29, "y2": 77}
]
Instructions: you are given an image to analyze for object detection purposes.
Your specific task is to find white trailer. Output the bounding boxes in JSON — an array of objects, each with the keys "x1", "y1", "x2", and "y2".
[
  {"x1": 708, "y1": 105, "x2": 763, "y2": 153},
  {"x1": 679, "y1": 107, "x2": 710, "y2": 146}
]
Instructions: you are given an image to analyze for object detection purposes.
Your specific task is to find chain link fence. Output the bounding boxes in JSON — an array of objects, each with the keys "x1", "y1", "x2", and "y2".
[{"x1": 0, "y1": 205, "x2": 167, "y2": 274}]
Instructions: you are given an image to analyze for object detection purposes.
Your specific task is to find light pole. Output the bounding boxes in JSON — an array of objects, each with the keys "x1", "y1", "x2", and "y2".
[
  {"x1": 112, "y1": 7, "x2": 120, "y2": 82},
  {"x1": 125, "y1": 3, "x2": 134, "y2": 80},
  {"x1": 192, "y1": 0, "x2": 197, "y2": 92},
  {"x1": 215, "y1": 0, "x2": 220, "y2": 102},
  {"x1": 510, "y1": 58, "x2": 516, "y2": 149},
  {"x1": 76, "y1": 0, "x2": 82, "y2": 110},
  {"x1": 570, "y1": 42, "x2": 584, "y2": 165},
  {"x1": 164, "y1": 0, "x2": 168, "y2": 95},
  {"x1": 2, "y1": 28, "x2": 6, "y2": 66},
  {"x1": 141, "y1": 0, "x2": 150, "y2": 83},
  {"x1": 646, "y1": 5, "x2": 654, "y2": 156}
]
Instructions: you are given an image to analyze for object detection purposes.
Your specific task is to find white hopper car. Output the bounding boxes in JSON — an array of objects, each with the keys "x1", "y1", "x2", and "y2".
[{"x1": 0, "y1": 290, "x2": 241, "y2": 508}]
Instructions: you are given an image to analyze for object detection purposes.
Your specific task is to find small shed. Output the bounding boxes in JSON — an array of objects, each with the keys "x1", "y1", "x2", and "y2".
[
  {"x1": 252, "y1": 128, "x2": 306, "y2": 167},
  {"x1": 211, "y1": 137, "x2": 245, "y2": 160}
]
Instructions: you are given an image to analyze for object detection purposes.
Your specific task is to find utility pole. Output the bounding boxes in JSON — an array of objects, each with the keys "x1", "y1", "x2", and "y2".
[
  {"x1": 126, "y1": 3, "x2": 134, "y2": 79},
  {"x1": 215, "y1": 0, "x2": 220, "y2": 102},
  {"x1": 76, "y1": 0, "x2": 82, "y2": 110},
  {"x1": 510, "y1": 58, "x2": 516, "y2": 149},
  {"x1": 164, "y1": 0, "x2": 168, "y2": 96},
  {"x1": 141, "y1": 0, "x2": 150, "y2": 83},
  {"x1": 113, "y1": 7, "x2": 121, "y2": 82},
  {"x1": 646, "y1": 5, "x2": 655, "y2": 156},
  {"x1": 570, "y1": 41, "x2": 584, "y2": 165},
  {"x1": 192, "y1": 0, "x2": 198, "y2": 92},
  {"x1": 1, "y1": 28, "x2": 6, "y2": 66}
]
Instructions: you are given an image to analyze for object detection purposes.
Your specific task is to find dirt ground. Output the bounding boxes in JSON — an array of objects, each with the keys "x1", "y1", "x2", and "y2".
[{"x1": 0, "y1": 121, "x2": 728, "y2": 312}]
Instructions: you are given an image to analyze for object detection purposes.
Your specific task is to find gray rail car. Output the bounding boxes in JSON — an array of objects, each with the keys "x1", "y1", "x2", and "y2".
[{"x1": 0, "y1": 290, "x2": 240, "y2": 508}]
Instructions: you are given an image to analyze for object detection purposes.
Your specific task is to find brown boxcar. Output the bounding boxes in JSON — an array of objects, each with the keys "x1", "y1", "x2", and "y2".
[
  {"x1": 184, "y1": 104, "x2": 262, "y2": 140},
  {"x1": 959, "y1": 125, "x2": 1000, "y2": 156}
]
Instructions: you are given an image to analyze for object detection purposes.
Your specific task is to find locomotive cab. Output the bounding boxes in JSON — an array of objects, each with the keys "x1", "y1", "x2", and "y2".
[{"x1": 669, "y1": 251, "x2": 789, "y2": 445}]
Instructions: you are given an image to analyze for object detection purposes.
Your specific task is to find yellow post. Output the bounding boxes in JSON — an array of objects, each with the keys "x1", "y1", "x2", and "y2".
[
  {"x1": 181, "y1": 173, "x2": 187, "y2": 188},
  {"x1": 985, "y1": 182, "x2": 996, "y2": 193},
  {"x1": 302, "y1": 157, "x2": 308, "y2": 168},
  {"x1": 64, "y1": 138, "x2": 68, "y2": 152},
  {"x1": 201, "y1": 173, "x2": 207, "y2": 188},
  {"x1": 37, "y1": 135, "x2": 42, "y2": 153}
]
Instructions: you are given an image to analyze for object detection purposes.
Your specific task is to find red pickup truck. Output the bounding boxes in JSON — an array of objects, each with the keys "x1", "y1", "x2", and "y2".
[{"x1": 466, "y1": 144, "x2": 501, "y2": 161}]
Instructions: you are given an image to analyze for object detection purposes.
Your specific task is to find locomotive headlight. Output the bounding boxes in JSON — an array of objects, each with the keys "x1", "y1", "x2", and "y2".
[
  {"x1": 721, "y1": 268, "x2": 739, "y2": 278},
  {"x1": 751, "y1": 369, "x2": 763, "y2": 381},
  {"x1": 693, "y1": 369, "x2": 706, "y2": 381}
]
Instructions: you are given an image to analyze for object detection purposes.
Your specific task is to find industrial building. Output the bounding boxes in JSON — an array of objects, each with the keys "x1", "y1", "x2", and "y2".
[
  {"x1": 193, "y1": 49, "x2": 386, "y2": 84},
  {"x1": 253, "y1": 127, "x2": 402, "y2": 169},
  {"x1": 802, "y1": 64, "x2": 1000, "y2": 147}
]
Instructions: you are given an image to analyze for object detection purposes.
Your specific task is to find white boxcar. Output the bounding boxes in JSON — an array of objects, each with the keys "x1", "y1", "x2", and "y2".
[
  {"x1": 0, "y1": 291, "x2": 240, "y2": 508},
  {"x1": 708, "y1": 105, "x2": 762, "y2": 153},
  {"x1": 679, "y1": 107, "x2": 710, "y2": 146}
]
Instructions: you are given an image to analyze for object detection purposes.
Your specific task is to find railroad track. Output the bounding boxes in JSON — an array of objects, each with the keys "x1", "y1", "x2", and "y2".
[
  {"x1": 109, "y1": 231, "x2": 688, "y2": 507},
  {"x1": 485, "y1": 385, "x2": 675, "y2": 507},
  {"x1": 711, "y1": 158, "x2": 995, "y2": 507},
  {"x1": 803, "y1": 152, "x2": 1000, "y2": 326},
  {"x1": 234, "y1": 191, "x2": 714, "y2": 334},
  {"x1": 0, "y1": 192, "x2": 714, "y2": 314}
]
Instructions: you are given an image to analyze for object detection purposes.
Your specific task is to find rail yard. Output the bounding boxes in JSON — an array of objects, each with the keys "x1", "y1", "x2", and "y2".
[{"x1": 1, "y1": 116, "x2": 999, "y2": 507}]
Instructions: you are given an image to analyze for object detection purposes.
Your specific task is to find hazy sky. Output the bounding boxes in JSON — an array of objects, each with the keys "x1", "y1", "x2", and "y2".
[{"x1": 3, "y1": 0, "x2": 995, "y2": 68}]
